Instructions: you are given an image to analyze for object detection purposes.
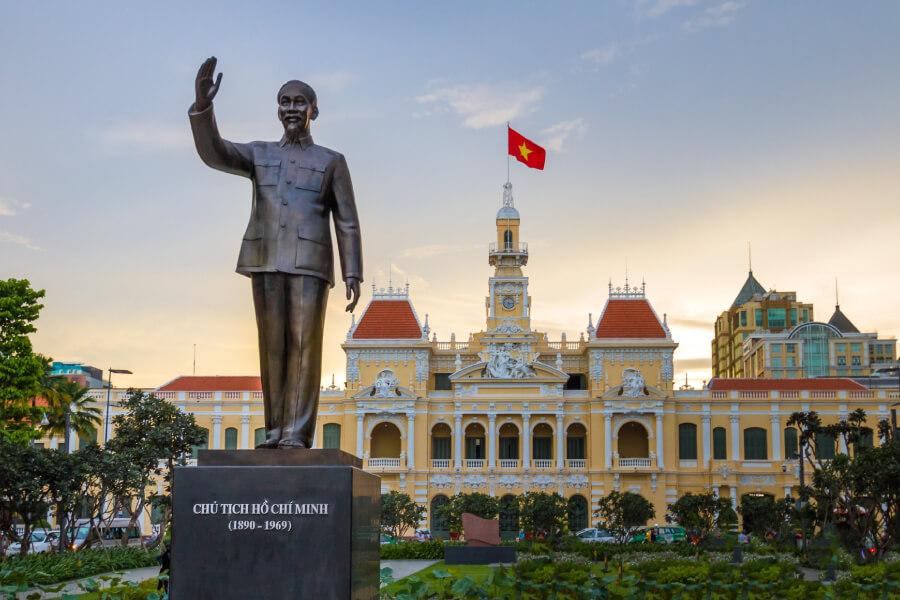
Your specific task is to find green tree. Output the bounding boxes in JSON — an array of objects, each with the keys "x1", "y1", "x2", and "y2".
[
  {"x1": 40, "y1": 378, "x2": 102, "y2": 441},
  {"x1": 667, "y1": 492, "x2": 736, "y2": 543},
  {"x1": 105, "y1": 389, "x2": 207, "y2": 548},
  {"x1": 738, "y1": 494, "x2": 794, "y2": 537},
  {"x1": 434, "y1": 493, "x2": 501, "y2": 534},
  {"x1": 0, "y1": 437, "x2": 56, "y2": 553},
  {"x1": 593, "y1": 491, "x2": 655, "y2": 544},
  {"x1": 518, "y1": 492, "x2": 568, "y2": 536},
  {"x1": 0, "y1": 278, "x2": 47, "y2": 444},
  {"x1": 380, "y1": 491, "x2": 425, "y2": 539}
]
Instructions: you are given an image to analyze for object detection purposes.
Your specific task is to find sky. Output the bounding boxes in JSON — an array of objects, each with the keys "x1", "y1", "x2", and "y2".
[{"x1": 2, "y1": 1, "x2": 900, "y2": 389}]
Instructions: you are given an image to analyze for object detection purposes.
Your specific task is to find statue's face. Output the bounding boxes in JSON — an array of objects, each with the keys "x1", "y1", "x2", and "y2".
[{"x1": 278, "y1": 82, "x2": 317, "y2": 135}]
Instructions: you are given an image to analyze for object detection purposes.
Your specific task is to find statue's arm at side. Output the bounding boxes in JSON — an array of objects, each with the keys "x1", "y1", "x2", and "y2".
[
  {"x1": 188, "y1": 103, "x2": 253, "y2": 177},
  {"x1": 330, "y1": 155, "x2": 363, "y2": 283}
]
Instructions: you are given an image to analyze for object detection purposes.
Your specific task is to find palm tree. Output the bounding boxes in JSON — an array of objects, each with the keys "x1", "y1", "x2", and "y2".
[{"x1": 41, "y1": 378, "x2": 102, "y2": 442}]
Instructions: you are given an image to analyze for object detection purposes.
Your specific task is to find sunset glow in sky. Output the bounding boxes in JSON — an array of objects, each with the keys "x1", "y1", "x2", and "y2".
[{"x1": 2, "y1": 2, "x2": 899, "y2": 389}]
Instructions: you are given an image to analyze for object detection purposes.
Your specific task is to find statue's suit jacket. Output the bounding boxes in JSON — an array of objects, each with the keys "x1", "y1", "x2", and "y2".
[{"x1": 188, "y1": 104, "x2": 362, "y2": 286}]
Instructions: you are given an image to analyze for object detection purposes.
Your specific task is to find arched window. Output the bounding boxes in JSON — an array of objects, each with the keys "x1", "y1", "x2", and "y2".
[
  {"x1": 323, "y1": 423, "x2": 341, "y2": 450},
  {"x1": 499, "y1": 495, "x2": 519, "y2": 540},
  {"x1": 678, "y1": 423, "x2": 698, "y2": 460},
  {"x1": 465, "y1": 423, "x2": 486, "y2": 460},
  {"x1": 371, "y1": 422, "x2": 402, "y2": 458},
  {"x1": 744, "y1": 427, "x2": 768, "y2": 460},
  {"x1": 254, "y1": 427, "x2": 266, "y2": 448},
  {"x1": 566, "y1": 423, "x2": 587, "y2": 460},
  {"x1": 191, "y1": 428, "x2": 209, "y2": 459},
  {"x1": 532, "y1": 423, "x2": 553, "y2": 460},
  {"x1": 567, "y1": 495, "x2": 588, "y2": 532},
  {"x1": 430, "y1": 495, "x2": 450, "y2": 539},
  {"x1": 503, "y1": 229, "x2": 513, "y2": 250},
  {"x1": 713, "y1": 427, "x2": 727, "y2": 460},
  {"x1": 618, "y1": 422, "x2": 649, "y2": 458},
  {"x1": 224, "y1": 427, "x2": 238, "y2": 450},
  {"x1": 498, "y1": 423, "x2": 519, "y2": 460},
  {"x1": 784, "y1": 427, "x2": 798, "y2": 459}
]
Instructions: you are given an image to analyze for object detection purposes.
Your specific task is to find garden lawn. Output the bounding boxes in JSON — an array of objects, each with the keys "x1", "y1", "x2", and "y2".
[{"x1": 382, "y1": 562, "x2": 494, "y2": 596}]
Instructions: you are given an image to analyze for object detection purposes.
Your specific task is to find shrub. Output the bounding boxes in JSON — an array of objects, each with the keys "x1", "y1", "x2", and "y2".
[{"x1": 0, "y1": 547, "x2": 157, "y2": 586}]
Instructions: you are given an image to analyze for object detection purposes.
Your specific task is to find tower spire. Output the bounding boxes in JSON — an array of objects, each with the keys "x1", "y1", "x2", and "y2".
[
  {"x1": 835, "y1": 277, "x2": 839, "y2": 307},
  {"x1": 748, "y1": 241, "x2": 752, "y2": 273}
]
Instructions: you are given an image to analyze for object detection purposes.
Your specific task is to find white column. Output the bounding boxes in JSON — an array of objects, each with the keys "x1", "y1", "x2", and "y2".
[
  {"x1": 522, "y1": 414, "x2": 531, "y2": 470},
  {"x1": 356, "y1": 413, "x2": 365, "y2": 457},
  {"x1": 454, "y1": 415, "x2": 463, "y2": 469},
  {"x1": 771, "y1": 414, "x2": 781, "y2": 461},
  {"x1": 730, "y1": 485, "x2": 738, "y2": 510},
  {"x1": 655, "y1": 413, "x2": 665, "y2": 470},
  {"x1": 212, "y1": 415, "x2": 223, "y2": 449},
  {"x1": 406, "y1": 413, "x2": 416, "y2": 469},
  {"x1": 784, "y1": 485, "x2": 792, "y2": 498},
  {"x1": 241, "y1": 416, "x2": 250, "y2": 450},
  {"x1": 556, "y1": 413, "x2": 565, "y2": 469},
  {"x1": 730, "y1": 415, "x2": 740, "y2": 460},
  {"x1": 604, "y1": 414, "x2": 613, "y2": 469},
  {"x1": 488, "y1": 415, "x2": 496, "y2": 469},
  {"x1": 839, "y1": 405, "x2": 848, "y2": 454},
  {"x1": 702, "y1": 415, "x2": 711, "y2": 467},
  {"x1": 50, "y1": 437, "x2": 58, "y2": 450}
]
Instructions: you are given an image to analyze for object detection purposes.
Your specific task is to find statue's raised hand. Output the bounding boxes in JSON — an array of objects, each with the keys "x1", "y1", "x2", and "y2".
[{"x1": 194, "y1": 56, "x2": 222, "y2": 112}]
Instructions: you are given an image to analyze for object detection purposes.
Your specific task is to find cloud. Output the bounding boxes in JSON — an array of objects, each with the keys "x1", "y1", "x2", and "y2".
[
  {"x1": 1, "y1": 232, "x2": 40, "y2": 250},
  {"x1": 667, "y1": 316, "x2": 712, "y2": 329},
  {"x1": 0, "y1": 197, "x2": 30, "y2": 217},
  {"x1": 541, "y1": 119, "x2": 586, "y2": 152},
  {"x1": 90, "y1": 122, "x2": 192, "y2": 152},
  {"x1": 413, "y1": 83, "x2": 544, "y2": 129},
  {"x1": 639, "y1": 0, "x2": 697, "y2": 17},
  {"x1": 683, "y1": 1, "x2": 745, "y2": 32},
  {"x1": 581, "y1": 44, "x2": 619, "y2": 66}
]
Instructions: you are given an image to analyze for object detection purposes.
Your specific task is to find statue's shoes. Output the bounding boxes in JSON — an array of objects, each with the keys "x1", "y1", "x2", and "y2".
[
  {"x1": 277, "y1": 439, "x2": 308, "y2": 449},
  {"x1": 256, "y1": 439, "x2": 280, "y2": 449}
]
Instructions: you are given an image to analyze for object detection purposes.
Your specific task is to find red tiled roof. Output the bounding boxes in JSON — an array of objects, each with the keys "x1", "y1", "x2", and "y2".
[
  {"x1": 352, "y1": 300, "x2": 422, "y2": 340},
  {"x1": 595, "y1": 299, "x2": 667, "y2": 339},
  {"x1": 157, "y1": 376, "x2": 262, "y2": 392},
  {"x1": 708, "y1": 378, "x2": 867, "y2": 391}
]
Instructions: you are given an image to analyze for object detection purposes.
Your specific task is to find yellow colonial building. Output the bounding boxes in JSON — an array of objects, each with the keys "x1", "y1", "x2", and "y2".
[{"x1": 51, "y1": 184, "x2": 900, "y2": 539}]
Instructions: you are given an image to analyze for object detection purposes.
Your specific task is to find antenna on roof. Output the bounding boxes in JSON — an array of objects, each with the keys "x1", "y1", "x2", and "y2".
[
  {"x1": 388, "y1": 257, "x2": 393, "y2": 294},
  {"x1": 625, "y1": 257, "x2": 629, "y2": 288},
  {"x1": 835, "y1": 277, "x2": 839, "y2": 307},
  {"x1": 748, "y1": 241, "x2": 752, "y2": 273},
  {"x1": 193, "y1": 344, "x2": 196, "y2": 376}
]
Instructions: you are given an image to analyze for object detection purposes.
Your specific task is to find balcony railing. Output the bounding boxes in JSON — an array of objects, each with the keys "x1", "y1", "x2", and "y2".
[
  {"x1": 532, "y1": 459, "x2": 554, "y2": 469},
  {"x1": 488, "y1": 242, "x2": 528, "y2": 254},
  {"x1": 499, "y1": 459, "x2": 519, "y2": 469},
  {"x1": 567, "y1": 459, "x2": 586, "y2": 469},
  {"x1": 368, "y1": 458, "x2": 402, "y2": 468},
  {"x1": 465, "y1": 459, "x2": 485, "y2": 469},
  {"x1": 431, "y1": 459, "x2": 451, "y2": 469},
  {"x1": 618, "y1": 457, "x2": 652, "y2": 468}
]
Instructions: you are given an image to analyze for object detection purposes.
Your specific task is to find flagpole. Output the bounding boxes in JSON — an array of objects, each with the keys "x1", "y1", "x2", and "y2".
[{"x1": 506, "y1": 122, "x2": 510, "y2": 184}]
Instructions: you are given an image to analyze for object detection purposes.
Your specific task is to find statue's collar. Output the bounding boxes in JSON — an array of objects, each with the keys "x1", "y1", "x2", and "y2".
[{"x1": 279, "y1": 135, "x2": 314, "y2": 149}]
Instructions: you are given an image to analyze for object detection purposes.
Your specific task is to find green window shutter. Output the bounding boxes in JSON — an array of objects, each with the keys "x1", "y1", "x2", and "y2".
[
  {"x1": 191, "y1": 428, "x2": 209, "y2": 459},
  {"x1": 678, "y1": 423, "x2": 697, "y2": 460},
  {"x1": 466, "y1": 436, "x2": 485, "y2": 459},
  {"x1": 713, "y1": 427, "x2": 727, "y2": 460},
  {"x1": 323, "y1": 424, "x2": 341, "y2": 449},
  {"x1": 816, "y1": 432, "x2": 836, "y2": 459},
  {"x1": 499, "y1": 437, "x2": 518, "y2": 459},
  {"x1": 432, "y1": 436, "x2": 451, "y2": 459},
  {"x1": 784, "y1": 428, "x2": 798, "y2": 459},
  {"x1": 744, "y1": 427, "x2": 767, "y2": 460},
  {"x1": 254, "y1": 427, "x2": 266, "y2": 448},
  {"x1": 858, "y1": 430, "x2": 874, "y2": 449},
  {"x1": 533, "y1": 437, "x2": 552, "y2": 460},
  {"x1": 224, "y1": 427, "x2": 238, "y2": 450},
  {"x1": 566, "y1": 436, "x2": 585, "y2": 459}
]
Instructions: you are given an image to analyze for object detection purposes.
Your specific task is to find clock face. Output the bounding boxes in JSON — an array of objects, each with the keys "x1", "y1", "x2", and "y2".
[{"x1": 502, "y1": 296, "x2": 516, "y2": 310}]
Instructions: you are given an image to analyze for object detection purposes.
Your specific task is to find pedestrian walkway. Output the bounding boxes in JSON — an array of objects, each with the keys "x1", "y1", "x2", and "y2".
[{"x1": 380, "y1": 559, "x2": 440, "y2": 581}]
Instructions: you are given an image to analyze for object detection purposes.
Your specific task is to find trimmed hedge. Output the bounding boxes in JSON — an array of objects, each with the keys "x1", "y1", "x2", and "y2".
[
  {"x1": 0, "y1": 547, "x2": 158, "y2": 586},
  {"x1": 380, "y1": 540, "x2": 466, "y2": 560}
]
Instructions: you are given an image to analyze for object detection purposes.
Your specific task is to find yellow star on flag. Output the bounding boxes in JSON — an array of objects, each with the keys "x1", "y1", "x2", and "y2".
[{"x1": 518, "y1": 142, "x2": 533, "y2": 161}]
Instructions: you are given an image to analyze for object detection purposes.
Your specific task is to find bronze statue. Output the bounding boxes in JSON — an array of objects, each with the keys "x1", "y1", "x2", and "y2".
[{"x1": 189, "y1": 57, "x2": 362, "y2": 449}]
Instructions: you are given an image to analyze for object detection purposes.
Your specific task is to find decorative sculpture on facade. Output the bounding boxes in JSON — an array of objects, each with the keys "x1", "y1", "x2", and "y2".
[
  {"x1": 485, "y1": 343, "x2": 536, "y2": 379},
  {"x1": 620, "y1": 368, "x2": 646, "y2": 397},
  {"x1": 373, "y1": 369, "x2": 400, "y2": 398}
]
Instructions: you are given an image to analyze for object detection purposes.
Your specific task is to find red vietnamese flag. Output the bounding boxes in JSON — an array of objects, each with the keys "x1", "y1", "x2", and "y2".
[{"x1": 508, "y1": 125, "x2": 546, "y2": 170}]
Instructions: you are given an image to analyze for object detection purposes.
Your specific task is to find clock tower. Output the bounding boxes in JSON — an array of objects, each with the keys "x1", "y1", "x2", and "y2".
[{"x1": 485, "y1": 182, "x2": 531, "y2": 335}]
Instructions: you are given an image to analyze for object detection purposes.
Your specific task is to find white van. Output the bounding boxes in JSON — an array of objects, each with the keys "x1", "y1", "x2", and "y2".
[{"x1": 70, "y1": 518, "x2": 142, "y2": 550}]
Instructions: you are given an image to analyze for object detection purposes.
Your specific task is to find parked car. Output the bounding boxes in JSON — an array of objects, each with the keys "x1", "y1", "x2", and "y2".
[
  {"x1": 630, "y1": 526, "x2": 686, "y2": 544},
  {"x1": 574, "y1": 528, "x2": 618, "y2": 543},
  {"x1": 8, "y1": 530, "x2": 59, "y2": 554}
]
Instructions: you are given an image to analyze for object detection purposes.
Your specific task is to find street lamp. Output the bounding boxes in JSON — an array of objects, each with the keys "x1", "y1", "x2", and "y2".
[
  {"x1": 789, "y1": 446, "x2": 808, "y2": 559},
  {"x1": 104, "y1": 368, "x2": 132, "y2": 444}
]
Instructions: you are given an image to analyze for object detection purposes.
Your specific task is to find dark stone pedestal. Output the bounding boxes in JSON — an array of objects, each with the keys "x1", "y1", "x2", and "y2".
[
  {"x1": 443, "y1": 546, "x2": 516, "y2": 565},
  {"x1": 171, "y1": 450, "x2": 380, "y2": 600}
]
